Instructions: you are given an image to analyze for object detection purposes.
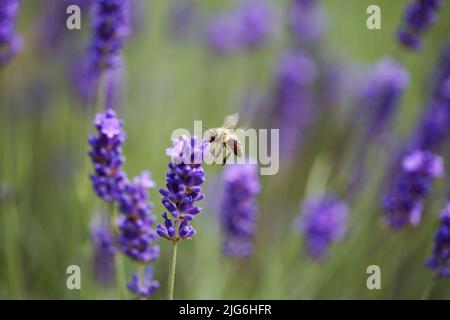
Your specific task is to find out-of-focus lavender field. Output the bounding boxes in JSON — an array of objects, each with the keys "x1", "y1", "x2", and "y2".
[{"x1": 1, "y1": 0, "x2": 450, "y2": 299}]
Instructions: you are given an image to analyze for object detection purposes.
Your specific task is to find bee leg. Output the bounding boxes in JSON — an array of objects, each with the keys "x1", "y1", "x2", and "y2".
[{"x1": 222, "y1": 150, "x2": 231, "y2": 166}]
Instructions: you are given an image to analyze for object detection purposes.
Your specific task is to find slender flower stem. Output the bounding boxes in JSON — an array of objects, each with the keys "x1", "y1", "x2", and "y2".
[
  {"x1": 420, "y1": 277, "x2": 436, "y2": 300},
  {"x1": 167, "y1": 240, "x2": 179, "y2": 300},
  {"x1": 111, "y1": 203, "x2": 127, "y2": 299}
]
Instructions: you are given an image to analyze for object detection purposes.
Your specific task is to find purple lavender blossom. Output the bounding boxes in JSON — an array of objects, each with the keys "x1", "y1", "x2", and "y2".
[
  {"x1": 87, "y1": 0, "x2": 130, "y2": 72},
  {"x1": 383, "y1": 150, "x2": 443, "y2": 229},
  {"x1": 220, "y1": 164, "x2": 260, "y2": 257},
  {"x1": 413, "y1": 42, "x2": 450, "y2": 151},
  {"x1": 360, "y1": 59, "x2": 409, "y2": 139},
  {"x1": 0, "y1": 0, "x2": 23, "y2": 67},
  {"x1": 272, "y1": 51, "x2": 316, "y2": 159},
  {"x1": 88, "y1": 109, "x2": 127, "y2": 202},
  {"x1": 90, "y1": 214, "x2": 117, "y2": 285},
  {"x1": 206, "y1": 13, "x2": 242, "y2": 55},
  {"x1": 289, "y1": 0, "x2": 327, "y2": 44},
  {"x1": 412, "y1": 100, "x2": 450, "y2": 152},
  {"x1": 77, "y1": 0, "x2": 130, "y2": 104},
  {"x1": 206, "y1": 1, "x2": 277, "y2": 54},
  {"x1": 117, "y1": 171, "x2": 159, "y2": 263},
  {"x1": 397, "y1": 0, "x2": 443, "y2": 50},
  {"x1": 127, "y1": 266, "x2": 160, "y2": 298},
  {"x1": 156, "y1": 135, "x2": 209, "y2": 241},
  {"x1": 237, "y1": 0, "x2": 277, "y2": 48},
  {"x1": 298, "y1": 195, "x2": 349, "y2": 259},
  {"x1": 426, "y1": 203, "x2": 450, "y2": 277}
]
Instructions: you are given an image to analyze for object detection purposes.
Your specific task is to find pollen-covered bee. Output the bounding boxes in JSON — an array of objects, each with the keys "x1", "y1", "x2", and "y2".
[{"x1": 207, "y1": 113, "x2": 243, "y2": 165}]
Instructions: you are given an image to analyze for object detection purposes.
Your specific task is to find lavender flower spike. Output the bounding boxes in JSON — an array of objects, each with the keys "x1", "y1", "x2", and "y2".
[
  {"x1": 127, "y1": 266, "x2": 160, "y2": 298},
  {"x1": 117, "y1": 171, "x2": 159, "y2": 263},
  {"x1": 238, "y1": 0, "x2": 277, "y2": 49},
  {"x1": 88, "y1": 109, "x2": 127, "y2": 202},
  {"x1": 298, "y1": 195, "x2": 349, "y2": 259},
  {"x1": 221, "y1": 163, "x2": 260, "y2": 257},
  {"x1": 0, "y1": 0, "x2": 23, "y2": 67},
  {"x1": 360, "y1": 58, "x2": 409, "y2": 139},
  {"x1": 87, "y1": 0, "x2": 131, "y2": 72},
  {"x1": 289, "y1": 0, "x2": 327, "y2": 44},
  {"x1": 426, "y1": 203, "x2": 450, "y2": 277},
  {"x1": 383, "y1": 150, "x2": 443, "y2": 229},
  {"x1": 157, "y1": 135, "x2": 209, "y2": 241},
  {"x1": 397, "y1": 0, "x2": 443, "y2": 50}
]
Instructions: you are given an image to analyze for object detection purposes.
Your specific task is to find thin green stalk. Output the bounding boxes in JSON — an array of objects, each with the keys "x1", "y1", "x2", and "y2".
[
  {"x1": 420, "y1": 277, "x2": 436, "y2": 300},
  {"x1": 167, "y1": 240, "x2": 179, "y2": 300},
  {"x1": 111, "y1": 203, "x2": 127, "y2": 299}
]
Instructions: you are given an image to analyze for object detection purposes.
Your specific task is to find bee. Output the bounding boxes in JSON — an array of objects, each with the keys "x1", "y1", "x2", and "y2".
[{"x1": 207, "y1": 113, "x2": 243, "y2": 165}]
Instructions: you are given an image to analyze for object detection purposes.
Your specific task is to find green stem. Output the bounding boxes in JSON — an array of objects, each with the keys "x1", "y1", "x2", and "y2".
[
  {"x1": 111, "y1": 203, "x2": 127, "y2": 299},
  {"x1": 420, "y1": 277, "x2": 436, "y2": 300},
  {"x1": 167, "y1": 240, "x2": 179, "y2": 300}
]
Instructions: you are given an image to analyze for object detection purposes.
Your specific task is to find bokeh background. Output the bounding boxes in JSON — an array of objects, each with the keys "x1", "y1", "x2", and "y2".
[{"x1": 1, "y1": 0, "x2": 450, "y2": 299}]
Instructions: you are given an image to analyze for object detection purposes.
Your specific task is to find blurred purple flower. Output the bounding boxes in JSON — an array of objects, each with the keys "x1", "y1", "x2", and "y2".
[
  {"x1": 426, "y1": 203, "x2": 450, "y2": 277},
  {"x1": 289, "y1": 0, "x2": 327, "y2": 44},
  {"x1": 397, "y1": 0, "x2": 443, "y2": 50},
  {"x1": 206, "y1": 0, "x2": 277, "y2": 54},
  {"x1": 360, "y1": 59, "x2": 409, "y2": 139},
  {"x1": 383, "y1": 150, "x2": 443, "y2": 229},
  {"x1": 220, "y1": 163, "x2": 260, "y2": 257},
  {"x1": 298, "y1": 195, "x2": 349, "y2": 259},
  {"x1": 88, "y1": 109, "x2": 128, "y2": 202},
  {"x1": 412, "y1": 100, "x2": 450, "y2": 152},
  {"x1": 0, "y1": 0, "x2": 23, "y2": 67},
  {"x1": 272, "y1": 51, "x2": 316, "y2": 159},
  {"x1": 90, "y1": 214, "x2": 117, "y2": 286},
  {"x1": 206, "y1": 12, "x2": 242, "y2": 55},
  {"x1": 117, "y1": 171, "x2": 159, "y2": 264},
  {"x1": 157, "y1": 135, "x2": 209, "y2": 241},
  {"x1": 238, "y1": 0, "x2": 277, "y2": 48},
  {"x1": 127, "y1": 266, "x2": 160, "y2": 298},
  {"x1": 405, "y1": 42, "x2": 450, "y2": 152}
]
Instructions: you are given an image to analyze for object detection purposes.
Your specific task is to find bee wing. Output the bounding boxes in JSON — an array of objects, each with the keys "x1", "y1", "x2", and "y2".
[{"x1": 223, "y1": 113, "x2": 239, "y2": 129}]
